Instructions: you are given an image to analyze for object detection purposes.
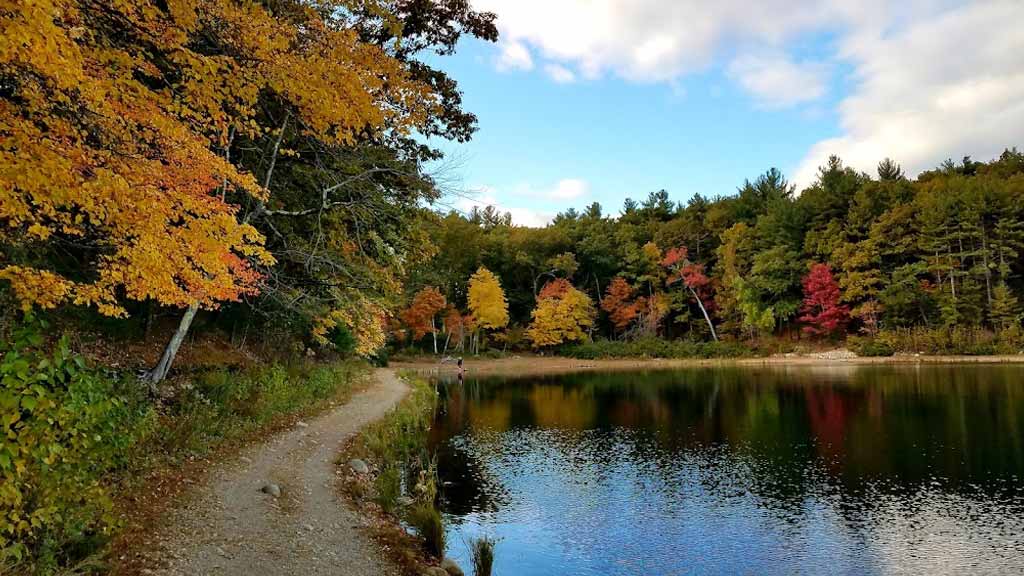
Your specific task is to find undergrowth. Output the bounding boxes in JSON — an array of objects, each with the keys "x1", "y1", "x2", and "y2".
[
  {"x1": 345, "y1": 374, "x2": 443, "y2": 558},
  {"x1": 851, "y1": 326, "x2": 1024, "y2": 356},
  {"x1": 1, "y1": 315, "x2": 367, "y2": 574},
  {"x1": 561, "y1": 336, "x2": 752, "y2": 360}
]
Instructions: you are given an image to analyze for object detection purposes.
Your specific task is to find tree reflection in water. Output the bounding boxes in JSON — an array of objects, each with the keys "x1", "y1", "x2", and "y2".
[{"x1": 430, "y1": 365, "x2": 1024, "y2": 575}]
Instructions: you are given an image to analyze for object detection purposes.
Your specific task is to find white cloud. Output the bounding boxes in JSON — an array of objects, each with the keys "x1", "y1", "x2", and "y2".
[
  {"x1": 473, "y1": 0, "x2": 874, "y2": 82},
  {"x1": 455, "y1": 190, "x2": 555, "y2": 228},
  {"x1": 475, "y1": 1, "x2": 1024, "y2": 193},
  {"x1": 495, "y1": 40, "x2": 533, "y2": 71},
  {"x1": 547, "y1": 178, "x2": 589, "y2": 200},
  {"x1": 453, "y1": 179, "x2": 590, "y2": 226},
  {"x1": 544, "y1": 63, "x2": 577, "y2": 84},
  {"x1": 727, "y1": 53, "x2": 827, "y2": 108},
  {"x1": 793, "y1": 1, "x2": 1024, "y2": 187}
]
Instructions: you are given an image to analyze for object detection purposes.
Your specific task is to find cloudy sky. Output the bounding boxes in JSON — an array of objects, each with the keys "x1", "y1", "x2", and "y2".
[{"x1": 431, "y1": 0, "x2": 1024, "y2": 226}]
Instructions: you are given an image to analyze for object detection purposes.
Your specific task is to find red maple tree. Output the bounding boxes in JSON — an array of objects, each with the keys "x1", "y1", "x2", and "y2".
[
  {"x1": 799, "y1": 263, "x2": 850, "y2": 336},
  {"x1": 661, "y1": 246, "x2": 719, "y2": 341}
]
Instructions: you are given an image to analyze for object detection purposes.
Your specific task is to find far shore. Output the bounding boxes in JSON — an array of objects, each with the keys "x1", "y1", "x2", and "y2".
[{"x1": 392, "y1": 353, "x2": 1024, "y2": 377}]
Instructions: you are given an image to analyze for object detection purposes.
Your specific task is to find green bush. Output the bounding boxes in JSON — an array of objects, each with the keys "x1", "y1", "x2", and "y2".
[
  {"x1": 849, "y1": 336, "x2": 895, "y2": 357},
  {"x1": 153, "y1": 360, "x2": 364, "y2": 460},
  {"x1": 329, "y1": 326, "x2": 357, "y2": 357},
  {"x1": 0, "y1": 317, "x2": 154, "y2": 571},
  {"x1": 561, "y1": 336, "x2": 752, "y2": 360},
  {"x1": 872, "y1": 326, "x2": 1018, "y2": 356}
]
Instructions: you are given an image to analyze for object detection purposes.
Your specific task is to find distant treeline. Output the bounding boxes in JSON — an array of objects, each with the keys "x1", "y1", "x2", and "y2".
[{"x1": 400, "y1": 150, "x2": 1024, "y2": 351}]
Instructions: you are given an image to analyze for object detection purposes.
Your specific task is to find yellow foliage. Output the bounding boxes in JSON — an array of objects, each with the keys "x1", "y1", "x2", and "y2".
[
  {"x1": 0, "y1": 0, "x2": 435, "y2": 315},
  {"x1": 527, "y1": 282, "x2": 596, "y2": 348},
  {"x1": 311, "y1": 296, "x2": 388, "y2": 358},
  {"x1": 0, "y1": 266, "x2": 73, "y2": 312},
  {"x1": 467, "y1": 267, "x2": 509, "y2": 330}
]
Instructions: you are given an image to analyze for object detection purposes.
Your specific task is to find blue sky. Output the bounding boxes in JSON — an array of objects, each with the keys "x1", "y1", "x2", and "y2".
[{"x1": 426, "y1": 1, "x2": 1024, "y2": 226}]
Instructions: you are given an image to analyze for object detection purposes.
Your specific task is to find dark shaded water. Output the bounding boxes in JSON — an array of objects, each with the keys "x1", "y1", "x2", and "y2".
[{"x1": 428, "y1": 365, "x2": 1024, "y2": 575}]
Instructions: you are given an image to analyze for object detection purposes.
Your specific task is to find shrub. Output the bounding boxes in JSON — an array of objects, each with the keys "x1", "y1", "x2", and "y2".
[
  {"x1": 0, "y1": 317, "x2": 153, "y2": 571},
  {"x1": 329, "y1": 325, "x2": 357, "y2": 357},
  {"x1": 561, "y1": 336, "x2": 751, "y2": 360},
  {"x1": 469, "y1": 535, "x2": 496, "y2": 576},
  {"x1": 849, "y1": 336, "x2": 895, "y2": 357},
  {"x1": 872, "y1": 326, "x2": 1012, "y2": 356}
]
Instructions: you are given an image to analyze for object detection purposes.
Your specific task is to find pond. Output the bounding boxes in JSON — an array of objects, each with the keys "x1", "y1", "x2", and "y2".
[{"x1": 428, "y1": 365, "x2": 1024, "y2": 575}]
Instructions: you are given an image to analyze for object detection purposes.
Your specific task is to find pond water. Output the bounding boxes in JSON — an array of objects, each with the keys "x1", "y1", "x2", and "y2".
[{"x1": 428, "y1": 365, "x2": 1024, "y2": 575}]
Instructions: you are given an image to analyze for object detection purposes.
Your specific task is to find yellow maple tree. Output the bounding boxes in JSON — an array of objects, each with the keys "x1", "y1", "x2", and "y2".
[
  {"x1": 0, "y1": 0, "x2": 436, "y2": 377},
  {"x1": 467, "y1": 266, "x2": 509, "y2": 330},
  {"x1": 527, "y1": 279, "x2": 596, "y2": 348}
]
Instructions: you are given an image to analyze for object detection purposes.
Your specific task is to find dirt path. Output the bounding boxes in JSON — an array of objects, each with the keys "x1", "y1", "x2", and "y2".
[{"x1": 139, "y1": 369, "x2": 408, "y2": 576}]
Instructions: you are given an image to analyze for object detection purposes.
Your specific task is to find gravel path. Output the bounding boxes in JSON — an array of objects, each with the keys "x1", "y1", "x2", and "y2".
[{"x1": 142, "y1": 368, "x2": 408, "y2": 576}]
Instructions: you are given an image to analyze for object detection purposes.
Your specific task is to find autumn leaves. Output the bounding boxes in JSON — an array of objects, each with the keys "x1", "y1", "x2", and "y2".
[
  {"x1": 0, "y1": 0, "x2": 441, "y2": 376},
  {"x1": 398, "y1": 266, "x2": 597, "y2": 352}
]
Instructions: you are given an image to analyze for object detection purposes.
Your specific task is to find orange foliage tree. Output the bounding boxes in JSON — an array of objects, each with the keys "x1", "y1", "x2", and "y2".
[
  {"x1": 400, "y1": 287, "x2": 447, "y2": 354},
  {"x1": 441, "y1": 305, "x2": 469, "y2": 354},
  {"x1": 0, "y1": 0, "x2": 436, "y2": 384},
  {"x1": 601, "y1": 277, "x2": 645, "y2": 336}
]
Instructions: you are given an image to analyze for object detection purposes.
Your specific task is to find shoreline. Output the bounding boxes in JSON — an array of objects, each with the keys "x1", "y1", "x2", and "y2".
[{"x1": 392, "y1": 353, "x2": 1024, "y2": 377}]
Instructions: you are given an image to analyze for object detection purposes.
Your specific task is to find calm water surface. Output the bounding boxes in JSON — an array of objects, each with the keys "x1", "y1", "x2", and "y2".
[{"x1": 429, "y1": 365, "x2": 1024, "y2": 575}]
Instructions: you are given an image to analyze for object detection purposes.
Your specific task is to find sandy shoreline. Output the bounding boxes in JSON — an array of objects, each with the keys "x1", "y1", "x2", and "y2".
[{"x1": 392, "y1": 353, "x2": 1024, "y2": 377}]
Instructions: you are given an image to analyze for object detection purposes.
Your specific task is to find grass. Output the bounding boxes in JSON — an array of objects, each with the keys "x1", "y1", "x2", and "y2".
[
  {"x1": 469, "y1": 535, "x2": 497, "y2": 576},
  {"x1": 350, "y1": 374, "x2": 438, "y2": 512},
  {"x1": 148, "y1": 360, "x2": 367, "y2": 463},
  {"x1": 407, "y1": 503, "x2": 445, "y2": 558},
  {"x1": 344, "y1": 373, "x2": 446, "y2": 561}
]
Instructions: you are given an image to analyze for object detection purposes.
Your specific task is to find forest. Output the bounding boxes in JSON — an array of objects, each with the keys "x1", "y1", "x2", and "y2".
[
  {"x1": 3, "y1": 1, "x2": 1024, "y2": 372},
  {"x1": 400, "y1": 151, "x2": 1024, "y2": 357},
  {"x1": 2, "y1": 0, "x2": 1024, "y2": 571}
]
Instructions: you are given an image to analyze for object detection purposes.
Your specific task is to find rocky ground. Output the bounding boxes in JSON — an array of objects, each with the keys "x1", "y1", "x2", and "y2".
[{"x1": 133, "y1": 369, "x2": 408, "y2": 576}]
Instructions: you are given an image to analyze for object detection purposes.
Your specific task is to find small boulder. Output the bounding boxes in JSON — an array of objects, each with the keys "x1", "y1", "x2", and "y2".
[
  {"x1": 261, "y1": 483, "x2": 281, "y2": 498},
  {"x1": 349, "y1": 458, "x2": 370, "y2": 475},
  {"x1": 296, "y1": 421, "x2": 309, "y2": 428},
  {"x1": 440, "y1": 558, "x2": 464, "y2": 576},
  {"x1": 396, "y1": 496, "x2": 415, "y2": 507}
]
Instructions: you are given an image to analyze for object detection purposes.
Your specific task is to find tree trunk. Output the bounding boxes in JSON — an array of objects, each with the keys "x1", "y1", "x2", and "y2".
[
  {"x1": 689, "y1": 287, "x2": 719, "y2": 342},
  {"x1": 981, "y1": 227, "x2": 993, "y2": 306},
  {"x1": 431, "y1": 317, "x2": 438, "y2": 355},
  {"x1": 144, "y1": 303, "x2": 199, "y2": 393}
]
